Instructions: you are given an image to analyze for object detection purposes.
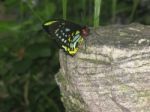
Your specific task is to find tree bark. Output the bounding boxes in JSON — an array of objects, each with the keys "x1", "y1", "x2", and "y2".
[{"x1": 55, "y1": 23, "x2": 150, "y2": 112}]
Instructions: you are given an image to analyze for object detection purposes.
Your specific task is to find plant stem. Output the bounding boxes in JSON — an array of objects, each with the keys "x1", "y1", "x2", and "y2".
[
  {"x1": 62, "y1": 0, "x2": 67, "y2": 19},
  {"x1": 94, "y1": 0, "x2": 102, "y2": 27}
]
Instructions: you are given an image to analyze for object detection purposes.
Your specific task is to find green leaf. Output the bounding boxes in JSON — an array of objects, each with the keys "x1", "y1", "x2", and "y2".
[
  {"x1": 0, "y1": 21, "x2": 19, "y2": 32},
  {"x1": 37, "y1": 2, "x2": 56, "y2": 20},
  {"x1": 0, "y1": 20, "x2": 32, "y2": 32},
  {"x1": 13, "y1": 59, "x2": 32, "y2": 74},
  {"x1": 26, "y1": 43, "x2": 51, "y2": 59}
]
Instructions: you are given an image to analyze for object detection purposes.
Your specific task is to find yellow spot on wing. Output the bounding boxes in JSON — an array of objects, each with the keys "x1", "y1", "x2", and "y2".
[
  {"x1": 62, "y1": 45, "x2": 78, "y2": 56},
  {"x1": 44, "y1": 21, "x2": 57, "y2": 26},
  {"x1": 68, "y1": 37, "x2": 71, "y2": 42},
  {"x1": 75, "y1": 31, "x2": 80, "y2": 35},
  {"x1": 68, "y1": 48, "x2": 78, "y2": 55},
  {"x1": 71, "y1": 31, "x2": 80, "y2": 36},
  {"x1": 62, "y1": 46, "x2": 67, "y2": 50},
  {"x1": 71, "y1": 33, "x2": 74, "y2": 36}
]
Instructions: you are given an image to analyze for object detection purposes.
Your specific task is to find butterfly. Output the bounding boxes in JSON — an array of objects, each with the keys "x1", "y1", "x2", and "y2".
[{"x1": 42, "y1": 19, "x2": 89, "y2": 56}]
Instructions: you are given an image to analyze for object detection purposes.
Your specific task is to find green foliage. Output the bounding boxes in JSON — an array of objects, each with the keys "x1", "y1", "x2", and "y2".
[
  {"x1": 0, "y1": 0, "x2": 149, "y2": 112},
  {"x1": 0, "y1": 0, "x2": 63, "y2": 112},
  {"x1": 129, "y1": 0, "x2": 140, "y2": 22},
  {"x1": 94, "y1": 0, "x2": 102, "y2": 27},
  {"x1": 62, "y1": 0, "x2": 67, "y2": 19},
  {"x1": 112, "y1": 0, "x2": 117, "y2": 23}
]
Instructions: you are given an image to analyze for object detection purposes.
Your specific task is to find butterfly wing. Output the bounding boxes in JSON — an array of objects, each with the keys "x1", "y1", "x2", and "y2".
[{"x1": 43, "y1": 19, "x2": 84, "y2": 56}]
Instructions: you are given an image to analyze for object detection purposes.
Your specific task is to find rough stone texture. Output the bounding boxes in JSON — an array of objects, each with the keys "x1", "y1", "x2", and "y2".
[{"x1": 55, "y1": 23, "x2": 150, "y2": 112}]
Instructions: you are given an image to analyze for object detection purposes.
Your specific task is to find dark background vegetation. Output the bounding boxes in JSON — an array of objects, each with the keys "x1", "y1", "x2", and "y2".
[{"x1": 0, "y1": 0, "x2": 149, "y2": 112}]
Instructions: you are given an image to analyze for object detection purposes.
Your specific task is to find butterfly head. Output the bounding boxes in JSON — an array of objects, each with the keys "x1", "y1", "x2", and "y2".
[{"x1": 81, "y1": 26, "x2": 90, "y2": 37}]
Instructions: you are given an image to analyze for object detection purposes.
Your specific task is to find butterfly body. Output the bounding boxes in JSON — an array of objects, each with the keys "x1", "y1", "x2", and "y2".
[{"x1": 42, "y1": 19, "x2": 89, "y2": 56}]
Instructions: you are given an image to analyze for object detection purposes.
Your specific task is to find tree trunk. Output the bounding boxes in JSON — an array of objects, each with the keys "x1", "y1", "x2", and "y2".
[{"x1": 55, "y1": 23, "x2": 150, "y2": 112}]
